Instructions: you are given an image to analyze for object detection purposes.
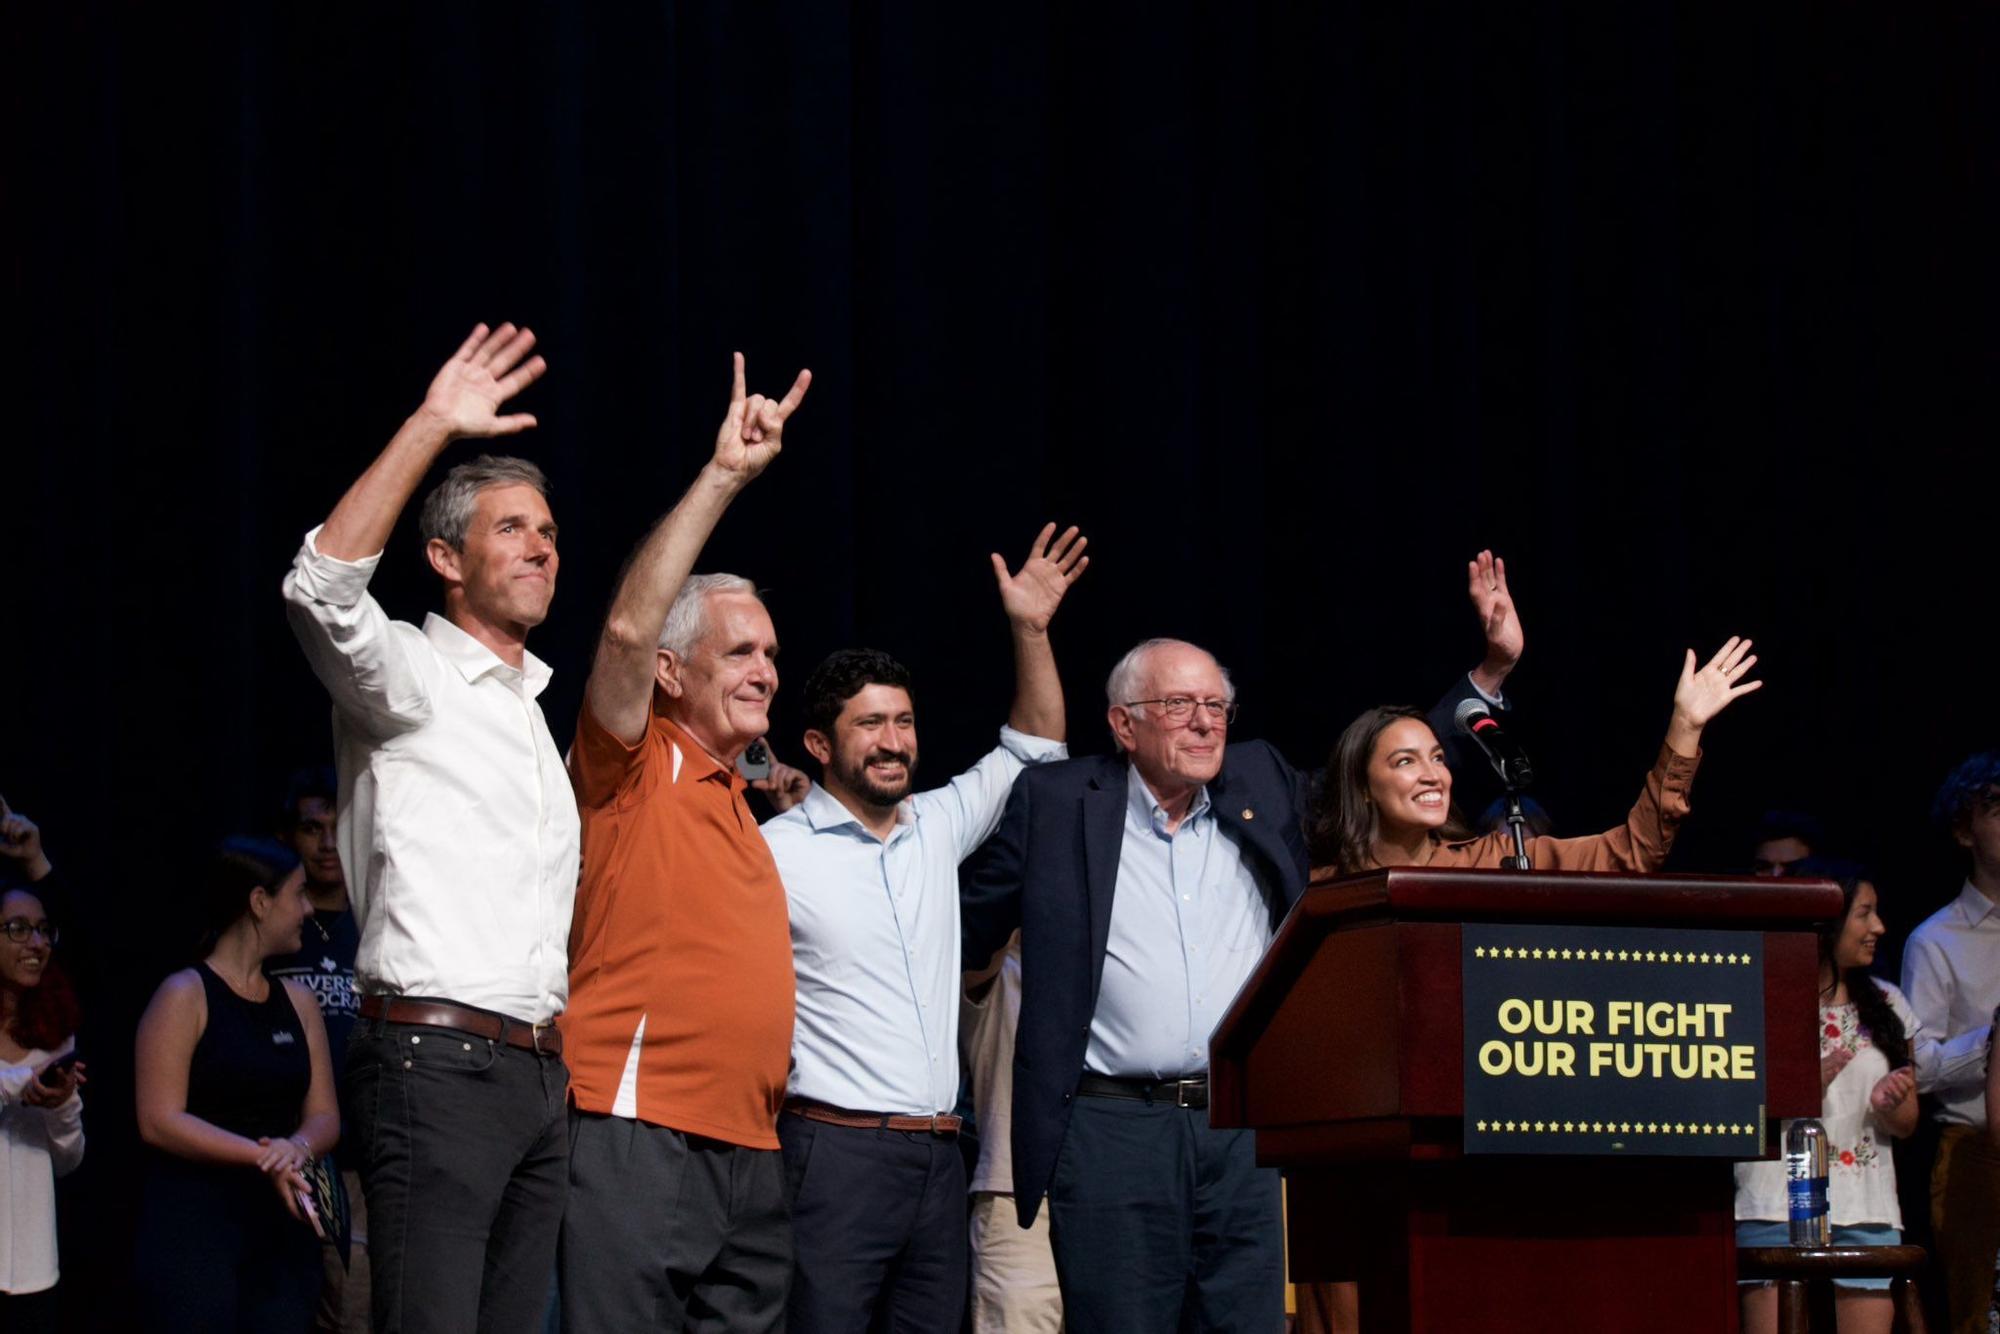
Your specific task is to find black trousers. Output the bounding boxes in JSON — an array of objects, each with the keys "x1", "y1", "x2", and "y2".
[
  {"x1": 778, "y1": 1113, "x2": 968, "y2": 1334},
  {"x1": 560, "y1": 1110, "x2": 791, "y2": 1333},
  {"x1": 1046, "y1": 1095, "x2": 1284, "y2": 1334},
  {"x1": 345, "y1": 1016, "x2": 569, "y2": 1334}
]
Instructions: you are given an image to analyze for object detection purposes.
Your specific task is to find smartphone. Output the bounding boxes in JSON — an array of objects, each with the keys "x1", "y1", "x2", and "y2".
[
  {"x1": 297, "y1": 1188, "x2": 326, "y2": 1240},
  {"x1": 737, "y1": 739, "x2": 772, "y2": 782},
  {"x1": 38, "y1": 1051, "x2": 80, "y2": 1087}
]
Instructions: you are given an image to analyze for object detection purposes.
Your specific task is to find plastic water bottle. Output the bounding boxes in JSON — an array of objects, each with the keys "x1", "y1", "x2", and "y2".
[{"x1": 1785, "y1": 1118, "x2": 1831, "y2": 1246}]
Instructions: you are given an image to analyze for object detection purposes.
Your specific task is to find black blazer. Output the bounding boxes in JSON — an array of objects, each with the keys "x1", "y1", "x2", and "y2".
[{"x1": 960, "y1": 677, "x2": 1487, "y2": 1225}]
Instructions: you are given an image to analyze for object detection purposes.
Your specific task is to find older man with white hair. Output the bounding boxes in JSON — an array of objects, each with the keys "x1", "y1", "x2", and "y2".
[
  {"x1": 960, "y1": 554, "x2": 1524, "y2": 1334},
  {"x1": 557, "y1": 353, "x2": 811, "y2": 1333}
]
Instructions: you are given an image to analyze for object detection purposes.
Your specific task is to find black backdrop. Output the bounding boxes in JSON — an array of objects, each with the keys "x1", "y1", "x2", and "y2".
[{"x1": 9, "y1": 5, "x2": 1998, "y2": 1323}]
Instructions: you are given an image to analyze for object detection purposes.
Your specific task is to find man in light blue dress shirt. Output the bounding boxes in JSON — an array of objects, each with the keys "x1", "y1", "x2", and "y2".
[{"x1": 759, "y1": 524, "x2": 1087, "y2": 1334}]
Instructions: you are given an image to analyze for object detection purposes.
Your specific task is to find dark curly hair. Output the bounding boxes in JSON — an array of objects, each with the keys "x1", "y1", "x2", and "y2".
[
  {"x1": 1933, "y1": 751, "x2": 2000, "y2": 843},
  {"x1": 1307, "y1": 705, "x2": 1470, "y2": 873},
  {"x1": 1, "y1": 887, "x2": 80, "y2": 1052},
  {"x1": 799, "y1": 649, "x2": 915, "y2": 739},
  {"x1": 1801, "y1": 856, "x2": 1909, "y2": 1073}
]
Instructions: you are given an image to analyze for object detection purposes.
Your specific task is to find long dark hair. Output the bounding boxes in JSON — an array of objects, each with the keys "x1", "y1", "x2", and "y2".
[
  {"x1": 1803, "y1": 855, "x2": 1909, "y2": 1072},
  {"x1": 1, "y1": 888, "x2": 80, "y2": 1051},
  {"x1": 194, "y1": 837, "x2": 300, "y2": 959},
  {"x1": 1307, "y1": 705, "x2": 1470, "y2": 874}
]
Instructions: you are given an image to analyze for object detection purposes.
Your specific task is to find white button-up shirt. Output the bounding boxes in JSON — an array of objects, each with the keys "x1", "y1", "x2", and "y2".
[
  {"x1": 762, "y1": 726, "x2": 1064, "y2": 1115},
  {"x1": 1902, "y1": 879, "x2": 2000, "y2": 1126},
  {"x1": 282, "y1": 526, "x2": 580, "y2": 1023}
]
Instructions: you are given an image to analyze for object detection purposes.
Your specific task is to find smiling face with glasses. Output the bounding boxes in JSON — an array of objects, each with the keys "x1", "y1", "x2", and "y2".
[
  {"x1": 1108, "y1": 641, "x2": 1237, "y2": 801},
  {"x1": 0, "y1": 888, "x2": 58, "y2": 992}
]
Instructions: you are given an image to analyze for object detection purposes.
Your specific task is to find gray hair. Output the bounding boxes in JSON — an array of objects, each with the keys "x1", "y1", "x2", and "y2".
[
  {"x1": 659, "y1": 573, "x2": 761, "y2": 656},
  {"x1": 418, "y1": 455, "x2": 551, "y2": 550},
  {"x1": 1104, "y1": 637, "x2": 1236, "y2": 709}
]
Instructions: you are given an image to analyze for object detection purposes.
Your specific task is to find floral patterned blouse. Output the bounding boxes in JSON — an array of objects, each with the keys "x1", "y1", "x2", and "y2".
[{"x1": 1733, "y1": 981, "x2": 1918, "y2": 1228}]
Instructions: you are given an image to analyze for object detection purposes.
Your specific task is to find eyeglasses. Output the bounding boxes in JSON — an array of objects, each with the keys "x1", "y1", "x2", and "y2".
[
  {"x1": 1, "y1": 919, "x2": 59, "y2": 946},
  {"x1": 1122, "y1": 697, "x2": 1238, "y2": 725}
]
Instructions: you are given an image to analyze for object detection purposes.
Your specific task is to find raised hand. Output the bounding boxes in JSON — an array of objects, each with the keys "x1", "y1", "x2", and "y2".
[
  {"x1": 1467, "y1": 550, "x2": 1524, "y2": 693},
  {"x1": 991, "y1": 524, "x2": 1089, "y2": 634},
  {"x1": 1672, "y1": 636, "x2": 1763, "y2": 732},
  {"x1": 713, "y1": 353, "x2": 811, "y2": 485},
  {"x1": 0, "y1": 797, "x2": 49, "y2": 880},
  {"x1": 417, "y1": 322, "x2": 548, "y2": 439},
  {"x1": 1870, "y1": 1065, "x2": 1916, "y2": 1113}
]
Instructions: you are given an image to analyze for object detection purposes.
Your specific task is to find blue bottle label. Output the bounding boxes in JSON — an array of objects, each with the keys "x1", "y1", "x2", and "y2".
[{"x1": 1787, "y1": 1176, "x2": 1828, "y2": 1220}]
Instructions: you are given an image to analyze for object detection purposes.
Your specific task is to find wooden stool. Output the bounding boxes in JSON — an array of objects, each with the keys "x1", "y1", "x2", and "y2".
[{"x1": 1737, "y1": 1245, "x2": 1929, "y2": 1334}]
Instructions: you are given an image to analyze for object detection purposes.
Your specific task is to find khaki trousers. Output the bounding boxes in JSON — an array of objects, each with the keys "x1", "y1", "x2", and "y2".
[
  {"x1": 1932, "y1": 1124, "x2": 2000, "y2": 1334},
  {"x1": 969, "y1": 1192, "x2": 1063, "y2": 1333}
]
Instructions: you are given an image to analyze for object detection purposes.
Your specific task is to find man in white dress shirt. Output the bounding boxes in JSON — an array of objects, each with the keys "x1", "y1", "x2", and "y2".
[
  {"x1": 283, "y1": 322, "x2": 579, "y2": 1334},
  {"x1": 759, "y1": 524, "x2": 1086, "y2": 1333},
  {"x1": 1902, "y1": 750, "x2": 2000, "y2": 1334}
]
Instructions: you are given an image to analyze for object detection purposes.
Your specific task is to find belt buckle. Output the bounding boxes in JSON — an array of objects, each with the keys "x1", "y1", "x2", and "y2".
[
  {"x1": 1173, "y1": 1079, "x2": 1200, "y2": 1109},
  {"x1": 531, "y1": 1022, "x2": 554, "y2": 1055}
]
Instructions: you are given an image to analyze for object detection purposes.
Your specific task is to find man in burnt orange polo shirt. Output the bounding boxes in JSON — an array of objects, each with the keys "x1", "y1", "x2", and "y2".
[{"x1": 557, "y1": 352, "x2": 811, "y2": 1333}]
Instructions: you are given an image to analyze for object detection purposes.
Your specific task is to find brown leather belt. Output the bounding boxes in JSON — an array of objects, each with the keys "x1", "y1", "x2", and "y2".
[
  {"x1": 359, "y1": 995, "x2": 562, "y2": 1057},
  {"x1": 782, "y1": 1097, "x2": 961, "y2": 1137}
]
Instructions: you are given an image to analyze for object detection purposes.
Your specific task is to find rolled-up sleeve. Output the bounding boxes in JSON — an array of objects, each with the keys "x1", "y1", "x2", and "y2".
[
  {"x1": 923, "y1": 726, "x2": 1067, "y2": 860},
  {"x1": 282, "y1": 525, "x2": 433, "y2": 734}
]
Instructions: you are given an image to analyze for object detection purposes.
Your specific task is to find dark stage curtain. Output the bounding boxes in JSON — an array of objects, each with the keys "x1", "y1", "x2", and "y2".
[{"x1": 8, "y1": 5, "x2": 1997, "y2": 1323}]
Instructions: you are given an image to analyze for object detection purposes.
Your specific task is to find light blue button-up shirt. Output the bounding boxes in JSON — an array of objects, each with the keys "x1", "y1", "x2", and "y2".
[
  {"x1": 764, "y1": 726, "x2": 1065, "y2": 1114},
  {"x1": 1085, "y1": 765, "x2": 1278, "y2": 1079}
]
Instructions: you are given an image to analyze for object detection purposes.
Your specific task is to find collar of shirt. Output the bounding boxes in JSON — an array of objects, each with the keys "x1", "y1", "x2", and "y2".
[
  {"x1": 421, "y1": 612, "x2": 554, "y2": 697},
  {"x1": 652, "y1": 714, "x2": 748, "y2": 792},
  {"x1": 1125, "y1": 762, "x2": 1211, "y2": 838},
  {"x1": 797, "y1": 781, "x2": 913, "y2": 841},
  {"x1": 1953, "y1": 879, "x2": 2000, "y2": 929}
]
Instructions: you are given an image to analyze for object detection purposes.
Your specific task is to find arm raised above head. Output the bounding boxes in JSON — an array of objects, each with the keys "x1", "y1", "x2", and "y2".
[
  {"x1": 585, "y1": 353, "x2": 810, "y2": 746},
  {"x1": 318, "y1": 322, "x2": 548, "y2": 563}
]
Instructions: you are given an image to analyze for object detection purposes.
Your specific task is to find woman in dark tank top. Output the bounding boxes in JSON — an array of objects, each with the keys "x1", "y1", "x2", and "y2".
[{"x1": 132, "y1": 838, "x2": 339, "y2": 1332}]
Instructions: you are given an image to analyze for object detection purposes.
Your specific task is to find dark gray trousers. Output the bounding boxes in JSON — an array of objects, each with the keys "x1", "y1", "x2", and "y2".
[
  {"x1": 559, "y1": 1110, "x2": 791, "y2": 1333},
  {"x1": 345, "y1": 1017, "x2": 570, "y2": 1334},
  {"x1": 1046, "y1": 1096, "x2": 1284, "y2": 1334}
]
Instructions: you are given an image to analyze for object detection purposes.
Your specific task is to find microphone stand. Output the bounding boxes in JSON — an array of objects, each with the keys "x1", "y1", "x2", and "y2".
[
  {"x1": 1500, "y1": 782, "x2": 1531, "y2": 871},
  {"x1": 1497, "y1": 755, "x2": 1531, "y2": 871}
]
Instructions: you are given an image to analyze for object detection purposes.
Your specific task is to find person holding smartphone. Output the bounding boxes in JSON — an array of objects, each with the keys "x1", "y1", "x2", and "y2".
[
  {"x1": 133, "y1": 838, "x2": 339, "y2": 1332},
  {"x1": 1, "y1": 863, "x2": 84, "y2": 1334}
]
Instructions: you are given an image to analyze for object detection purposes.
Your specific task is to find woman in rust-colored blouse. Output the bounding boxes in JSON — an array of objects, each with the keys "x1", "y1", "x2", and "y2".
[
  {"x1": 1310, "y1": 636, "x2": 1763, "y2": 878},
  {"x1": 1291, "y1": 637, "x2": 1763, "y2": 1334}
]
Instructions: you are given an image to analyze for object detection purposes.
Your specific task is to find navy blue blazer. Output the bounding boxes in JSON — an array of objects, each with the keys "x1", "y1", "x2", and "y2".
[{"x1": 959, "y1": 678, "x2": 1486, "y2": 1227}]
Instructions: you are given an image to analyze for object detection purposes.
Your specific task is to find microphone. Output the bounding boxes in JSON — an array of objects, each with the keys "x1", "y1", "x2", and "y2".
[{"x1": 1454, "y1": 698, "x2": 1533, "y2": 789}]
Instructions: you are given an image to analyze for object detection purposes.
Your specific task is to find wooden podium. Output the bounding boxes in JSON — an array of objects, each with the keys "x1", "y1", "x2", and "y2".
[{"x1": 1208, "y1": 867, "x2": 1842, "y2": 1334}]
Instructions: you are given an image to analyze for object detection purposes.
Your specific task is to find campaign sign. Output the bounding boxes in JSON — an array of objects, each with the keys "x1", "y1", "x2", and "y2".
[{"x1": 1462, "y1": 923, "x2": 1766, "y2": 1157}]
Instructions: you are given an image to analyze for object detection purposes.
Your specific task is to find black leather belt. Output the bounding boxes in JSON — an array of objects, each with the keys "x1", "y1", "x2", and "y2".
[
  {"x1": 359, "y1": 995, "x2": 562, "y2": 1057},
  {"x1": 1075, "y1": 1073, "x2": 1209, "y2": 1109}
]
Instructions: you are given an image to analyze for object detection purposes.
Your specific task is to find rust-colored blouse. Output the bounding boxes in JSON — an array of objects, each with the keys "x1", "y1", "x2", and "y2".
[{"x1": 1321, "y1": 744, "x2": 1700, "y2": 877}]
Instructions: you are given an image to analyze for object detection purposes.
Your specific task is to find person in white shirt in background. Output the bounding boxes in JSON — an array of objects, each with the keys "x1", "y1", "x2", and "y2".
[
  {"x1": 0, "y1": 821, "x2": 84, "y2": 1334},
  {"x1": 283, "y1": 321, "x2": 581, "y2": 1334},
  {"x1": 962, "y1": 932, "x2": 1063, "y2": 1334},
  {"x1": 1904, "y1": 751, "x2": 2000, "y2": 1334}
]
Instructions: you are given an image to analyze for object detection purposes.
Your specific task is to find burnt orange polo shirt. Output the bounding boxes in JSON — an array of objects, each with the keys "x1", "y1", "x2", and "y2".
[{"x1": 561, "y1": 703, "x2": 794, "y2": 1148}]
